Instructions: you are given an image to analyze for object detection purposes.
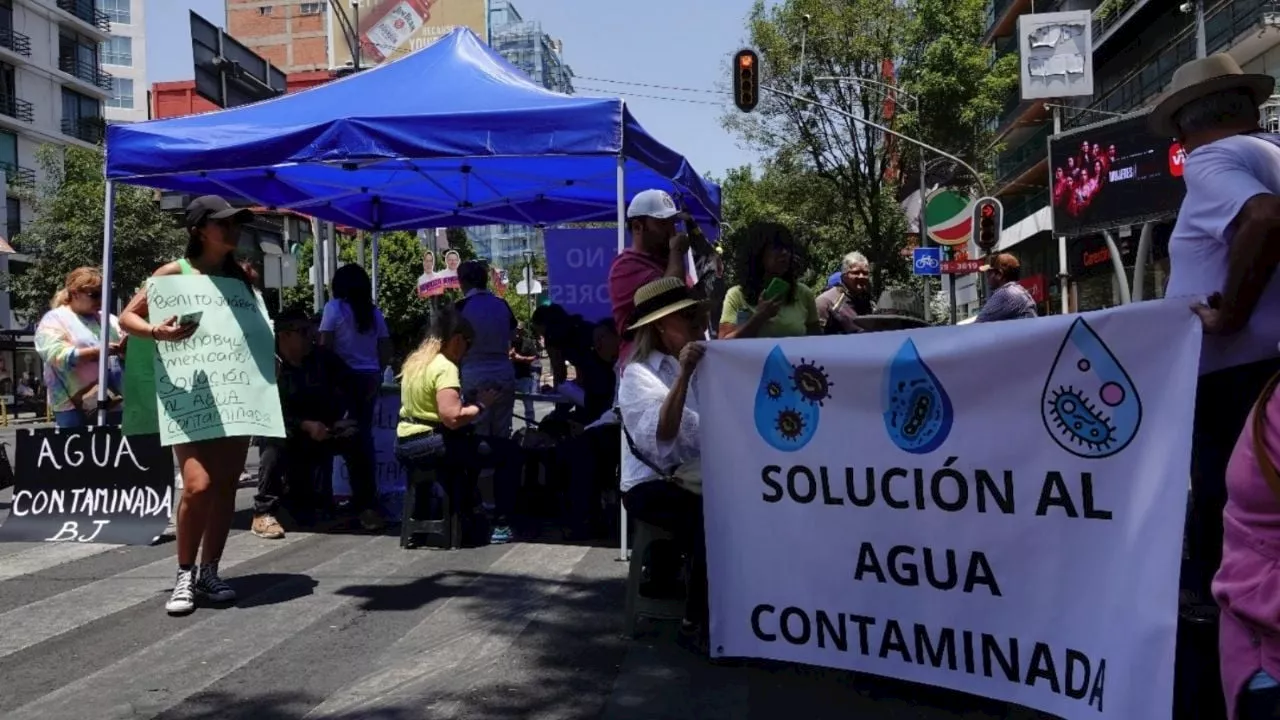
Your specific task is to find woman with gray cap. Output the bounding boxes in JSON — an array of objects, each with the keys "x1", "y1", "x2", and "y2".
[{"x1": 119, "y1": 195, "x2": 256, "y2": 616}]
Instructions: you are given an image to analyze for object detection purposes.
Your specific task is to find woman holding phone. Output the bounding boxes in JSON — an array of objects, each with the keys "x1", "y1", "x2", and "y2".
[
  {"x1": 718, "y1": 222, "x2": 820, "y2": 339},
  {"x1": 119, "y1": 195, "x2": 256, "y2": 616}
]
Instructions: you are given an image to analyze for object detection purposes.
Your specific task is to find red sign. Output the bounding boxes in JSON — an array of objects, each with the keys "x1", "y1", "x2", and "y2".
[
  {"x1": 1019, "y1": 274, "x2": 1047, "y2": 303},
  {"x1": 1169, "y1": 143, "x2": 1185, "y2": 178},
  {"x1": 1082, "y1": 247, "x2": 1111, "y2": 268},
  {"x1": 941, "y1": 260, "x2": 984, "y2": 274}
]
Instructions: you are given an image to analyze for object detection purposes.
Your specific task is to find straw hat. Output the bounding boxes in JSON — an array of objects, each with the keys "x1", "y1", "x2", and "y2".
[
  {"x1": 1147, "y1": 54, "x2": 1274, "y2": 138},
  {"x1": 626, "y1": 277, "x2": 700, "y2": 333}
]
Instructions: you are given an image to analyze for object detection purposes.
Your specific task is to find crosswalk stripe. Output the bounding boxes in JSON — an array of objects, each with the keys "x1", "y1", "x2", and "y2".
[
  {"x1": 304, "y1": 542, "x2": 591, "y2": 718},
  {"x1": 0, "y1": 541, "x2": 121, "y2": 583},
  {"x1": 2, "y1": 535, "x2": 449, "y2": 720},
  {"x1": 0, "y1": 529, "x2": 310, "y2": 660}
]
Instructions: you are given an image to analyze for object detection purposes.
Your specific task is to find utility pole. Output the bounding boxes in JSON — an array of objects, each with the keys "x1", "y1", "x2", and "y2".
[{"x1": 1195, "y1": 0, "x2": 1207, "y2": 59}]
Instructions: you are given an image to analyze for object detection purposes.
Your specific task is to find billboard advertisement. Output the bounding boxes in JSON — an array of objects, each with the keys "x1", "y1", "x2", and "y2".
[
  {"x1": 1049, "y1": 112, "x2": 1186, "y2": 236},
  {"x1": 329, "y1": 0, "x2": 488, "y2": 68}
]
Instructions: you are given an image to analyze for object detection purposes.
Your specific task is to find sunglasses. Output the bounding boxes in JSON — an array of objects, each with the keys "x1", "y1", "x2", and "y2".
[{"x1": 80, "y1": 290, "x2": 102, "y2": 300}]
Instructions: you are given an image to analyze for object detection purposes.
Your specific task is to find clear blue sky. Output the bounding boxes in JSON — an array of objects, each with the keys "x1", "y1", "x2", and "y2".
[
  {"x1": 144, "y1": 0, "x2": 757, "y2": 178},
  {"x1": 146, "y1": 0, "x2": 226, "y2": 84}
]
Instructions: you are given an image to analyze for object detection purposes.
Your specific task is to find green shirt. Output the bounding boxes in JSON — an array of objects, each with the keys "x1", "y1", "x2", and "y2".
[
  {"x1": 397, "y1": 353, "x2": 461, "y2": 438},
  {"x1": 720, "y1": 283, "x2": 819, "y2": 338}
]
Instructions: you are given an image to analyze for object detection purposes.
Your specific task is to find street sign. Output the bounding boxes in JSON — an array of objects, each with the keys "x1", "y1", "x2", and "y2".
[
  {"x1": 912, "y1": 247, "x2": 942, "y2": 276},
  {"x1": 924, "y1": 189, "x2": 974, "y2": 247},
  {"x1": 941, "y1": 259, "x2": 985, "y2": 274},
  {"x1": 190, "y1": 11, "x2": 286, "y2": 109}
]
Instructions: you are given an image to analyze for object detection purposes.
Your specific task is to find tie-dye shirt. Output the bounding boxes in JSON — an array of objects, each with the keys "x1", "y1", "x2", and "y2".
[{"x1": 34, "y1": 306, "x2": 122, "y2": 412}]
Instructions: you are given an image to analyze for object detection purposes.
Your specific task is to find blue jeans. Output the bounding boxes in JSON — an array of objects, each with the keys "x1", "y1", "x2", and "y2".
[
  {"x1": 55, "y1": 409, "x2": 122, "y2": 429},
  {"x1": 515, "y1": 376, "x2": 536, "y2": 426}
]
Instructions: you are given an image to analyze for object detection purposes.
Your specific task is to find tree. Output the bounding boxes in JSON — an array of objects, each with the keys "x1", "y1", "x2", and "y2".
[
  {"x1": 445, "y1": 227, "x2": 478, "y2": 261},
  {"x1": 722, "y1": 0, "x2": 1017, "y2": 297},
  {"x1": 7, "y1": 145, "x2": 185, "y2": 323}
]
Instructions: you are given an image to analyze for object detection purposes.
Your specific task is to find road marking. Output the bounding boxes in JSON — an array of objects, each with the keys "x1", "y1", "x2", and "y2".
[
  {"x1": 3, "y1": 535, "x2": 451, "y2": 720},
  {"x1": 305, "y1": 542, "x2": 590, "y2": 718},
  {"x1": 0, "y1": 530, "x2": 311, "y2": 659},
  {"x1": 0, "y1": 541, "x2": 120, "y2": 583}
]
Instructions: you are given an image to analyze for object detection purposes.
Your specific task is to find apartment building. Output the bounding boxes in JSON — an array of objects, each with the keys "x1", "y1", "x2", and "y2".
[
  {"x1": 0, "y1": 0, "x2": 111, "y2": 327},
  {"x1": 226, "y1": 0, "x2": 330, "y2": 74},
  {"x1": 984, "y1": 0, "x2": 1280, "y2": 314},
  {"x1": 100, "y1": 0, "x2": 142, "y2": 122}
]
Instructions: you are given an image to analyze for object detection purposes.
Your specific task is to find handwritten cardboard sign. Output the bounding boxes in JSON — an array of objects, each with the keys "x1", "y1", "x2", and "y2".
[
  {"x1": 0, "y1": 428, "x2": 172, "y2": 545},
  {"x1": 148, "y1": 275, "x2": 285, "y2": 446}
]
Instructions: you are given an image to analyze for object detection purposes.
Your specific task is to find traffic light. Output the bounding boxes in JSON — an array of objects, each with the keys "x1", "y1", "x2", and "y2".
[
  {"x1": 972, "y1": 196, "x2": 1003, "y2": 251},
  {"x1": 733, "y1": 49, "x2": 759, "y2": 113}
]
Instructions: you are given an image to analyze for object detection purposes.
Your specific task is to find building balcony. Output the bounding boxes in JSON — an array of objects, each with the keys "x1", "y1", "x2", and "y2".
[
  {"x1": 0, "y1": 27, "x2": 31, "y2": 58},
  {"x1": 61, "y1": 117, "x2": 104, "y2": 144},
  {"x1": 55, "y1": 0, "x2": 111, "y2": 34},
  {"x1": 0, "y1": 161, "x2": 35, "y2": 188},
  {"x1": 0, "y1": 94, "x2": 33, "y2": 124},
  {"x1": 1062, "y1": 0, "x2": 1271, "y2": 130},
  {"x1": 1092, "y1": 0, "x2": 1155, "y2": 51},
  {"x1": 995, "y1": 124, "x2": 1052, "y2": 188},
  {"x1": 58, "y1": 56, "x2": 112, "y2": 93},
  {"x1": 1000, "y1": 187, "x2": 1051, "y2": 229}
]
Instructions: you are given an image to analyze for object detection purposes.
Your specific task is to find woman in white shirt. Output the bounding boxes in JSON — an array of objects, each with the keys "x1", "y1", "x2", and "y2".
[
  {"x1": 617, "y1": 277, "x2": 708, "y2": 652},
  {"x1": 319, "y1": 263, "x2": 393, "y2": 531}
]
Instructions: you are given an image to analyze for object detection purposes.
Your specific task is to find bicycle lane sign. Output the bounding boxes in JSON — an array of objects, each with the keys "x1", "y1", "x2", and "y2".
[{"x1": 912, "y1": 247, "x2": 942, "y2": 276}]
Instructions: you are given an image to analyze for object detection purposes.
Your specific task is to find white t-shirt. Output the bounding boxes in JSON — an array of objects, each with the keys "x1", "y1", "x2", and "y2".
[
  {"x1": 318, "y1": 299, "x2": 390, "y2": 372},
  {"x1": 1167, "y1": 133, "x2": 1280, "y2": 375}
]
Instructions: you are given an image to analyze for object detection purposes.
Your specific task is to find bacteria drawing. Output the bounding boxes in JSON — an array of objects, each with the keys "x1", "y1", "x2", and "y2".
[
  {"x1": 1041, "y1": 317, "x2": 1142, "y2": 459},
  {"x1": 882, "y1": 338, "x2": 954, "y2": 455}
]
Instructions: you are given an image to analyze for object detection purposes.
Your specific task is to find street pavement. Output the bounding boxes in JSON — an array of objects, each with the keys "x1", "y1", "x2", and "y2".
[{"x1": 0, "y1": 422, "x2": 1053, "y2": 719}]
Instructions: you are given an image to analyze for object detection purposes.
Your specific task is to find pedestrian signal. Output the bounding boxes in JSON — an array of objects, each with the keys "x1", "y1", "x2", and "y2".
[
  {"x1": 972, "y1": 197, "x2": 1003, "y2": 252},
  {"x1": 733, "y1": 49, "x2": 759, "y2": 113}
]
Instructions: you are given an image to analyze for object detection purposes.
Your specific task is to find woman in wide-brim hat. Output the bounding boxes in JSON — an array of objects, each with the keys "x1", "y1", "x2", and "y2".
[{"x1": 616, "y1": 277, "x2": 711, "y2": 652}]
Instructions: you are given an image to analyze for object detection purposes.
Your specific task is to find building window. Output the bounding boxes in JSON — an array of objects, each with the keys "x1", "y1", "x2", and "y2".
[
  {"x1": 61, "y1": 88, "x2": 102, "y2": 143},
  {"x1": 300, "y1": 2, "x2": 321, "y2": 14},
  {"x1": 258, "y1": 6, "x2": 272, "y2": 16},
  {"x1": 101, "y1": 0, "x2": 130, "y2": 24},
  {"x1": 107, "y1": 77, "x2": 132, "y2": 108},
  {"x1": 100, "y1": 35, "x2": 131, "y2": 66},
  {"x1": 6, "y1": 196, "x2": 18, "y2": 245}
]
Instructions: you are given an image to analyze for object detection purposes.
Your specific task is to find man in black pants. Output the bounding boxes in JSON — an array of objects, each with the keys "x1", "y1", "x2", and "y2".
[{"x1": 252, "y1": 310, "x2": 365, "y2": 537}]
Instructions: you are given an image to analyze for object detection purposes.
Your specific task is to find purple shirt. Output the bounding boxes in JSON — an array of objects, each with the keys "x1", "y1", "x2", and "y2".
[{"x1": 975, "y1": 282, "x2": 1037, "y2": 323}]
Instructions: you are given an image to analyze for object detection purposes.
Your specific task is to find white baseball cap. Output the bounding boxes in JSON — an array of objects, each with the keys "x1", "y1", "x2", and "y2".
[{"x1": 626, "y1": 189, "x2": 680, "y2": 220}]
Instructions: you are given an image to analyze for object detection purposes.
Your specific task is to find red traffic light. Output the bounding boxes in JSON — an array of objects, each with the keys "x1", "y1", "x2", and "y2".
[
  {"x1": 732, "y1": 49, "x2": 760, "y2": 113},
  {"x1": 981, "y1": 204, "x2": 995, "y2": 219}
]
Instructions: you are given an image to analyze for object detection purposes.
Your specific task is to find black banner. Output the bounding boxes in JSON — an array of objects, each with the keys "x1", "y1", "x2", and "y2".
[
  {"x1": 1049, "y1": 112, "x2": 1186, "y2": 236},
  {"x1": 0, "y1": 428, "x2": 173, "y2": 545}
]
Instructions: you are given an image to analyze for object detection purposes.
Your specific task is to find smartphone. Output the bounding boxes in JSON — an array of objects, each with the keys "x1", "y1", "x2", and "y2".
[
  {"x1": 762, "y1": 278, "x2": 790, "y2": 303},
  {"x1": 178, "y1": 311, "x2": 203, "y2": 328}
]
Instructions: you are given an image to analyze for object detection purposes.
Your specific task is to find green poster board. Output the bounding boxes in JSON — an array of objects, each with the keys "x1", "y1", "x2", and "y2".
[
  {"x1": 147, "y1": 276, "x2": 284, "y2": 446},
  {"x1": 121, "y1": 335, "x2": 158, "y2": 436}
]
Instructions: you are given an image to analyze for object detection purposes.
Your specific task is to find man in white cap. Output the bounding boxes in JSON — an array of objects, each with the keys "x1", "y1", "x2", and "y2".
[
  {"x1": 608, "y1": 189, "x2": 690, "y2": 365},
  {"x1": 1150, "y1": 53, "x2": 1280, "y2": 717}
]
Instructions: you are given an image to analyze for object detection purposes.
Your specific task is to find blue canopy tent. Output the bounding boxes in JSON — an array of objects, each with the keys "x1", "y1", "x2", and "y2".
[
  {"x1": 103, "y1": 27, "x2": 720, "y2": 233},
  {"x1": 95, "y1": 27, "x2": 720, "y2": 420}
]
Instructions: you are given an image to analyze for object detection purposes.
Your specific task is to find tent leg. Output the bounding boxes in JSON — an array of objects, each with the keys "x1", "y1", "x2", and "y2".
[
  {"x1": 96, "y1": 181, "x2": 116, "y2": 427},
  {"x1": 370, "y1": 231, "x2": 381, "y2": 299},
  {"x1": 615, "y1": 155, "x2": 625, "y2": 253}
]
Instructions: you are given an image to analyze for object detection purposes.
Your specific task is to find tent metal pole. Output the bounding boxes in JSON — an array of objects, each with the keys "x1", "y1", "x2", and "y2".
[
  {"x1": 96, "y1": 180, "x2": 116, "y2": 427},
  {"x1": 615, "y1": 155, "x2": 625, "y2": 253},
  {"x1": 370, "y1": 231, "x2": 381, "y2": 299},
  {"x1": 311, "y1": 217, "x2": 324, "y2": 313}
]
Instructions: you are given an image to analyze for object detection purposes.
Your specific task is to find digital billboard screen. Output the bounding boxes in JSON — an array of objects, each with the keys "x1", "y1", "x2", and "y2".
[{"x1": 1048, "y1": 112, "x2": 1185, "y2": 236}]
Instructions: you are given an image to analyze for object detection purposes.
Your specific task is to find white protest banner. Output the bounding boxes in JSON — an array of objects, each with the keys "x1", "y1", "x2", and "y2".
[
  {"x1": 149, "y1": 275, "x2": 286, "y2": 446},
  {"x1": 698, "y1": 299, "x2": 1200, "y2": 719}
]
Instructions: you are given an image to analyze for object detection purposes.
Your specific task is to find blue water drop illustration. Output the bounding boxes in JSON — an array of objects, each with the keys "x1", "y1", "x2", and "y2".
[
  {"x1": 1041, "y1": 317, "x2": 1142, "y2": 459},
  {"x1": 754, "y1": 345, "x2": 820, "y2": 452},
  {"x1": 882, "y1": 339, "x2": 954, "y2": 454}
]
